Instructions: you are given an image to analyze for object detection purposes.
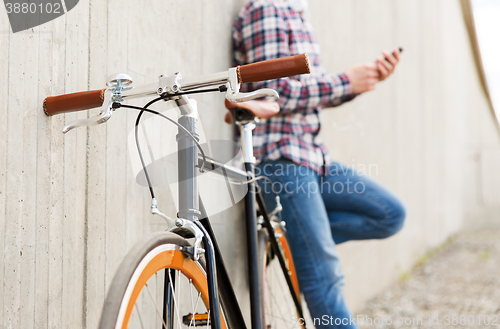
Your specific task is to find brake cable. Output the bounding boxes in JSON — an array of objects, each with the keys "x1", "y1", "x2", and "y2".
[{"x1": 114, "y1": 85, "x2": 226, "y2": 199}]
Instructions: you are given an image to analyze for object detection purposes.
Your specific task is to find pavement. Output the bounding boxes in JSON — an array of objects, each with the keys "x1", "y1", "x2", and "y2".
[{"x1": 356, "y1": 226, "x2": 500, "y2": 329}]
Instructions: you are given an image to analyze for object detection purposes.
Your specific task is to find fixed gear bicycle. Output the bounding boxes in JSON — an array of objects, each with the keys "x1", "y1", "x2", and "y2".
[{"x1": 43, "y1": 54, "x2": 311, "y2": 329}]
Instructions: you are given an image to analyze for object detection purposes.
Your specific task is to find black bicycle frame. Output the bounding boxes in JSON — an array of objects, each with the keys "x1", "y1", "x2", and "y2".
[
  {"x1": 244, "y1": 162, "x2": 263, "y2": 329},
  {"x1": 197, "y1": 166, "x2": 305, "y2": 329},
  {"x1": 174, "y1": 97, "x2": 303, "y2": 329},
  {"x1": 198, "y1": 181, "x2": 306, "y2": 329}
]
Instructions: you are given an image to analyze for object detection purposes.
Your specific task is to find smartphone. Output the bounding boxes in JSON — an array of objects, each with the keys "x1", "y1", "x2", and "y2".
[{"x1": 384, "y1": 47, "x2": 403, "y2": 62}]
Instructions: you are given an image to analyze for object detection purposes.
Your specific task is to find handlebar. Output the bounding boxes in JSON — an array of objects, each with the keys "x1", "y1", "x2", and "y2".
[
  {"x1": 43, "y1": 89, "x2": 106, "y2": 116},
  {"x1": 43, "y1": 53, "x2": 311, "y2": 117},
  {"x1": 237, "y1": 54, "x2": 310, "y2": 84}
]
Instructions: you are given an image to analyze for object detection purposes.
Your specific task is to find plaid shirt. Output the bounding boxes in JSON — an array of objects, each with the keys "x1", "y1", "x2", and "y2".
[{"x1": 232, "y1": 0, "x2": 356, "y2": 173}]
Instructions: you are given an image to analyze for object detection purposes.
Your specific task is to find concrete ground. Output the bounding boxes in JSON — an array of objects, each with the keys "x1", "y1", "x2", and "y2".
[{"x1": 356, "y1": 216, "x2": 500, "y2": 329}]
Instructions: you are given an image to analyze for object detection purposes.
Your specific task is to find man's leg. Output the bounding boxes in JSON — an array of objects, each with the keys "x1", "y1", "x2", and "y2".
[
  {"x1": 257, "y1": 159, "x2": 357, "y2": 329},
  {"x1": 321, "y1": 161, "x2": 406, "y2": 244}
]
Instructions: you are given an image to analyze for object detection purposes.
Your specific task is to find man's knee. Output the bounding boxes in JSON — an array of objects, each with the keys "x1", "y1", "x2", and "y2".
[
  {"x1": 381, "y1": 198, "x2": 406, "y2": 237},
  {"x1": 330, "y1": 274, "x2": 345, "y2": 292}
]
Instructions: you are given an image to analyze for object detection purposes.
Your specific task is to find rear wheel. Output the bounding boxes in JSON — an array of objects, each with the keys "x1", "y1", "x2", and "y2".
[
  {"x1": 99, "y1": 231, "x2": 226, "y2": 329},
  {"x1": 259, "y1": 224, "x2": 303, "y2": 329}
]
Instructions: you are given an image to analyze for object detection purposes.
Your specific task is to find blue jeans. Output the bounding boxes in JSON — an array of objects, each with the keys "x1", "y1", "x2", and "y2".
[{"x1": 256, "y1": 159, "x2": 405, "y2": 329}]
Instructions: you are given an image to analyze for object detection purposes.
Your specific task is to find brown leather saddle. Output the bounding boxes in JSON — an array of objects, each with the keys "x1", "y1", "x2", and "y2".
[{"x1": 224, "y1": 99, "x2": 279, "y2": 124}]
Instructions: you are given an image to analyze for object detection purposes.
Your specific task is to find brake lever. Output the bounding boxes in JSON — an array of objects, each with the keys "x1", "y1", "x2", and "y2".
[
  {"x1": 62, "y1": 90, "x2": 113, "y2": 133},
  {"x1": 225, "y1": 88, "x2": 279, "y2": 103}
]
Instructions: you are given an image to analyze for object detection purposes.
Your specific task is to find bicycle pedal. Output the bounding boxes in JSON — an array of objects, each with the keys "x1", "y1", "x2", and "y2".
[{"x1": 182, "y1": 312, "x2": 210, "y2": 326}]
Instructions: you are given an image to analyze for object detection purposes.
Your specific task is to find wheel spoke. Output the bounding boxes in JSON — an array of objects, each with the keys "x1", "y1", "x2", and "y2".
[
  {"x1": 272, "y1": 262, "x2": 289, "y2": 293},
  {"x1": 177, "y1": 270, "x2": 182, "y2": 327},
  {"x1": 266, "y1": 278, "x2": 275, "y2": 325},
  {"x1": 268, "y1": 263, "x2": 287, "y2": 324},
  {"x1": 145, "y1": 282, "x2": 168, "y2": 329},
  {"x1": 168, "y1": 270, "x2": 184, "y2": 329},
  {"x1": 271, "y1": 265, "x2": 290, "y2": 325},
  {"x1": 264, "y1": 312, "x2": 293, "y2": 324},
  {"x1": 261, "y1": 231, "x2": 301, "y2": 329},
  {"x1": 189, "y1": 292, "x2": 202, "y2": 329},
  {"x1": 188, "y1": 279, "x2": 195, "y2": 328}
]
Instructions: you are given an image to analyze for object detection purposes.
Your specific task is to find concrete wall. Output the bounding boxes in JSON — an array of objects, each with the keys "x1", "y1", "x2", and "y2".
[
  {"x1": 310, "y1": 0, "x2": 500, "y2": 310},
  {"x1": 0, "y1": 0, "x2": 499, "y2": 327}
]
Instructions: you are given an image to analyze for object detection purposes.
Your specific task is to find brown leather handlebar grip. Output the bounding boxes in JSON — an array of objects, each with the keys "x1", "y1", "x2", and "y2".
[
  {"x1": 43, "y1": 89, "x2": 106, "y2": 116},
  {"x1": 236, "y1": 53, "x2": 311, "y2": 84}
]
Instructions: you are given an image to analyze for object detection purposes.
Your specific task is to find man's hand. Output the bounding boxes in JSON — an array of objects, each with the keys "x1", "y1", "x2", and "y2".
[
  {"x1": 345, "y1": 47, "x2": 401, "y2": 94},
  {"x1": 376, "y1": 48, "x2": 401, "y2": 81},
  {"x1": 345, "y1": 62, "x2": 379, "y2": 94}
]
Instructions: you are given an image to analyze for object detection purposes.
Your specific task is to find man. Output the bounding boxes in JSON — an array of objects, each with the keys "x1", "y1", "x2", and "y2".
[{"x1": 230, "y1": 0, "x2": 406, "y2": 328}]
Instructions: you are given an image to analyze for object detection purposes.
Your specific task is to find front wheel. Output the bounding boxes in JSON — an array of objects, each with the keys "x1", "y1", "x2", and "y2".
[{"x1": 99, "y1": 231, "x2": 226, "y2": 329}]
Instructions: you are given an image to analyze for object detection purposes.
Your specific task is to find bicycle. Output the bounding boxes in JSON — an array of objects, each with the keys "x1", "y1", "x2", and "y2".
[{"x1": 43, "y1": 54, "x2": 311, "y2": 329}]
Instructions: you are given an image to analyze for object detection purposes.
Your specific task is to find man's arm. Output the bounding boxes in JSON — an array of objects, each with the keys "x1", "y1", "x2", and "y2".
[
  {"x1": 233, "y1": 3, "x2": 354, "y2": 113},
  {"x1": 343, "y1": 48, "x2": 402, "y2": 94}
]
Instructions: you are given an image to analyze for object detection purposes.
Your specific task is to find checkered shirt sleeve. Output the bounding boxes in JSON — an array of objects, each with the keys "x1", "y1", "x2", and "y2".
[
  {"x1": 233, "y1": 1, "x2": 355, "y2": 112},
  {"x1": 232, "y1": 0, "x2": 357, "y2": 173}
]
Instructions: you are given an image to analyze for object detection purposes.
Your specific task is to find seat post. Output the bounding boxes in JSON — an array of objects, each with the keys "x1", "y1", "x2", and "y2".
[
  {"x1": 233, "y1": 107, "x2": 258, "y2": 164},
  {"x1": 238, "y1": 121, "x2": 256, "y2": 164}
]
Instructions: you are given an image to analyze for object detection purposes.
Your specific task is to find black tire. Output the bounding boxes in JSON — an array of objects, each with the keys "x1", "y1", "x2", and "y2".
[
  {"x1": 99, "y1": 231, "x2": 225, "y2": 328},
  {"x1": 258, "y1": 224, "x2": 303, "y2": 329}
]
